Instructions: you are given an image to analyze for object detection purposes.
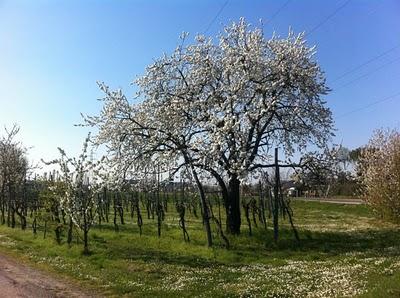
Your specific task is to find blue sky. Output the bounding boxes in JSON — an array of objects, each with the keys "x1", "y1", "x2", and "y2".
[{"x1": 1, "y1": 0, "x2": 399, "y2": 166}]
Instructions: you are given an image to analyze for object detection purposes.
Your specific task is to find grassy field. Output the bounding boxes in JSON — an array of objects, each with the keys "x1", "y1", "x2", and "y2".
[{"x1": 0, "y1": 201, "x2": 399, "y2": 297}]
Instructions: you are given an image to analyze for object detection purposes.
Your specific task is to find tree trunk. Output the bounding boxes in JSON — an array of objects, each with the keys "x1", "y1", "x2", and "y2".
[
  {"x1": 273, "y1": 148, "x2": 280, "y2": 243},
  {"x1": 0, "y1": 184, "x2": 5, "y2": 225},
  {"x1": 192, "y1": 170, "x2": 212, "y2": 247},
  {"x1": 83, "y1": 228, "x2": 89, "y2": 255},
  {"x1": 32, "y1": 216, "x2": 37, "y2": 235},
  {"x1": 184, "y1": 154, "x2": 213, "y2": 247},
  {"x1": 83, "y1": 212, "x2": 89, "y2": 254},
  {"x1": 67, "y1": 217, "x2": 73, "y2": 245},
  {"x1": 0, "y1": 197, "x2": 4, "y2": 225},
  {"x1": 53, "y1": 205, "x2": 62, "y2": 244},
  {"x1": 226, "y1": 174, "x2": 241, "y2": 235}
]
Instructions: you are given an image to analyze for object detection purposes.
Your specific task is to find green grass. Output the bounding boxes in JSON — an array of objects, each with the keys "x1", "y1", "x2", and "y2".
[{"x1": 0, "y1": 201, "x2": 399, "y2": 297}]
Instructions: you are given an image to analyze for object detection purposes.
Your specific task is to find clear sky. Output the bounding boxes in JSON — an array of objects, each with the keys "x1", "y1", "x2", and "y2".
[{"x1": 1, "y1": 0, "x2": 399, "y2": 167}]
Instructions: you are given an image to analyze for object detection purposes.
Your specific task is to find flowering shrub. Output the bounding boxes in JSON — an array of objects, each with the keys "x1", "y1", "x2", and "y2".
[{"x1": 358, "y1": 129, "x2": 400, "y2": 222}]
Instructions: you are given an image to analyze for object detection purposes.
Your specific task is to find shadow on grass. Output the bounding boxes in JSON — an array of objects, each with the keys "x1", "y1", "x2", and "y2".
[
  {"x1": 89, "y1": 225, "x2": 400, "y2": 268},
  {"x1": 315, "y1": 229, "x2": 398, "y2": 254},
  {"x1": 261, "y1": 227, "x2": 400, "y2": 257}
]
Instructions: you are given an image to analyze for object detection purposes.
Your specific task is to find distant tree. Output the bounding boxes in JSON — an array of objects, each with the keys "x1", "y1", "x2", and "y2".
[
  {"x1": 336, "y1": 146, "x2": 351, "y2": 171},
  {"x1": 291, "y1": 147, "x2": 356, "y2": 197},
  {"x1": 0, "y1": 125, "x2": 30, "y2": 229},
  {"x1": 358, "y1": 129, "x2": 400, "y2": 222},
  {"x1": 294, "y1": 157, "x2": 331, "y2": 197},
  {"x1": 331, "y1": 146, "x2": 360, "y2": 197},
  {"x1": 349, "y1": 147, "x2": 363, "y2": 163}
]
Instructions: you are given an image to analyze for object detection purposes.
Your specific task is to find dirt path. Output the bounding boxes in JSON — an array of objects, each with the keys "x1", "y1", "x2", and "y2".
[
  {"x1": 292, "y1": 197, "x2": 364, "y2": 205},
  {"x1": 0, "y1": 252, "x2": 93, "y2": 297}
]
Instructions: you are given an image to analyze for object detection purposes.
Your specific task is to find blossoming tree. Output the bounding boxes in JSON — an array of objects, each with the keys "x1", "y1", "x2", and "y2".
[
  {"x1": 47, "y1": 135, "x2": 104, "y2": 254},
  {"x1": 85, "y1": 18, "x2": 333, "y2": 235}
]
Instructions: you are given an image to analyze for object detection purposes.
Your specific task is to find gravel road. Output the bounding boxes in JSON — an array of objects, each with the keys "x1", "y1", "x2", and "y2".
[
  {"x1": 292, "y1": 197, "x2": 364, "y2": 205},
  {"x1": 0, "y1": 252, "x2": 92, "y2": 298}
]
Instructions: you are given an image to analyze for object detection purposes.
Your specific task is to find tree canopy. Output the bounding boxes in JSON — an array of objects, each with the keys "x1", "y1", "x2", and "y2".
[{"x1": 85, "y1": 18, "x2": 334, "y2": 234}]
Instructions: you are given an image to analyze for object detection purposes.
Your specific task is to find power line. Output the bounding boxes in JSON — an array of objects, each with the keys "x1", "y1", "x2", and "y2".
[
  {"x1": 306, "y1": 0, "x2": 351, "y2": 37},
  {"x1": 331, "y1": 43, "x2": 400, "y2": 83},
  {"x1": 336, "y1": 91, "x2": 400, "y2": 119},
  {"x1": 203, "y1": 0, "x2": 229, "y2": 34},
  {"x1": 200, "y1": 0, "x2": 398, "y2": 122},
  {"x1": 333, "y1": 56, "x2": 400, "y2": 92},
  {"x1": 264, "y1": 0, "x2": 292, "y2": 25}
]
